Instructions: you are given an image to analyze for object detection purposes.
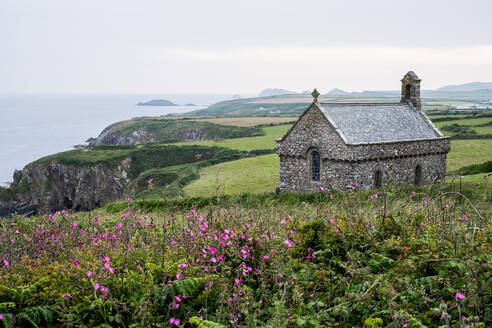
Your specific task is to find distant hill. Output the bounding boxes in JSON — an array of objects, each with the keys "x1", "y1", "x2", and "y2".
[
  {"x1": 258, "y1": 88, "x2": 297, "y2": 97},
  {"x1": 137, "y1": 99, "x2": 177, "y2": 106},
  {"x1": 325, "y1": 88, "x2": 350, "y2": 96},
  {"x1": 436, "y1": 82, "x2": 492, "y2": 92}
]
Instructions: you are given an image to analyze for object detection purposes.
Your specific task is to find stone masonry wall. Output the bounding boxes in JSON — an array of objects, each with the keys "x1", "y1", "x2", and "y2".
[
  {"x1": 276, "y1": 104, "x2": 347, "y2": 158},
  {"x1": 279, "y1": 153, "x2": 447, "y2": 192}
]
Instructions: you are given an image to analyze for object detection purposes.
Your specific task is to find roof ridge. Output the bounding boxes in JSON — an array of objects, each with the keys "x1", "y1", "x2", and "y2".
[{"x1": 319, "y1": 102, "x2": 404, "y2": 106}]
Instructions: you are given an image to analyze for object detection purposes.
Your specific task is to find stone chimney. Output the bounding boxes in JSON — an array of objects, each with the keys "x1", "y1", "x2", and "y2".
[{"x1": 400, "y1": 71, "x2": 422, "y2": 110}]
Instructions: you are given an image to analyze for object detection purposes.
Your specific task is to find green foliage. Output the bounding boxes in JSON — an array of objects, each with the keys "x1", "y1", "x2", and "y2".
[
  {"x1": 428, "y1": 112, "x2": 492, "y2": 123},
  {"x1": 441, "y1": 123, "x2": 477, "y2": 134},
  {"x1": 0, "y1": 180, "x2": 31, "y2": 202},
  {"x1": 452, "y1": 160, "x2": 492, "y2": 175},
  {"x1": 189, "y1": 316, "x2": 227, "y2": 328}
]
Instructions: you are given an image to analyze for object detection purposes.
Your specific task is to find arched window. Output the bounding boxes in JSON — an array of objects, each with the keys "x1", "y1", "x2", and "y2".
[
  {"x1": 414, "y1": 165, "x2": 422, "y2": 186},
  {"x1": 374, "y1": 170, "x2": 382, "y2": 188},
  {"x1": 311, "y1": 151, "x2": 320, "y2": 182},
  {"x1": 405, "y1": 84, "x2": 411, "y2": 101}
]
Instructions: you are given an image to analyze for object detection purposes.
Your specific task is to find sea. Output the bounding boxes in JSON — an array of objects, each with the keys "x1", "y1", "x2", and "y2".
[{"x1": 0, "y1": 93, "x2": 236, "y2": 186}]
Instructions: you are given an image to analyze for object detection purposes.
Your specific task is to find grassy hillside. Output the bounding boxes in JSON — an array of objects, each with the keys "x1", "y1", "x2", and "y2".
[
  {"x1": 184, "y1": 154, "x2": 279, "y2": 197},
  {"x1": 92, "y1": 117, "x2": 265, "y2": 144},
  {"x1": 29, "y1": 144, "x2": 246, "y2": 179}
]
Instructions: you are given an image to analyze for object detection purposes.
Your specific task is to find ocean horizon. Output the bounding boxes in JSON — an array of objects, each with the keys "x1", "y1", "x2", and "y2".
[{"x1": 0, "y1": 93, "x2": 238, "y2": 186}]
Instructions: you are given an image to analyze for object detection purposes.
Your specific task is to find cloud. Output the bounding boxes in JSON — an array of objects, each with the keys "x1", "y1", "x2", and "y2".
[
  {"x1": 136, "y1": 45, "x2": 492, "y2": 92},
  {"x1": 149, "y1": 45, "x2": 492, "y2": 65}
]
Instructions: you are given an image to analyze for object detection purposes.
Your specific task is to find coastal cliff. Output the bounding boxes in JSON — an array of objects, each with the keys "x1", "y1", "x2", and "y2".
[
  {"x1": 0, "y1": 144, "x2": 247, "y2": 216},
  {"x1": 0, "y1": 160, "x2": 131, "y2": 216}
]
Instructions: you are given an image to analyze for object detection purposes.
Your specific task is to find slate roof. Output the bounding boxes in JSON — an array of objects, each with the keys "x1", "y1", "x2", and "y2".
[{"x1": 318, "y1": 102, "x2": 443, "y2": 144}]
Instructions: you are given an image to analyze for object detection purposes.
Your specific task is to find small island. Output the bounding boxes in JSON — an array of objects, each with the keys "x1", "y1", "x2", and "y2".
[{"x1": 137, "y1": 99, "x2": 177, "y2": 106}]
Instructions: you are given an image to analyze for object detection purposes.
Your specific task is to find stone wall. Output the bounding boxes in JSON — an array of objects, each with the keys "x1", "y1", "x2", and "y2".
[
  {"x1": 279, "y1": 153, "x2": 447, "y2": 192},
  {"x1": 276, "y1": 104, "x2": 347, "y2": 158}
]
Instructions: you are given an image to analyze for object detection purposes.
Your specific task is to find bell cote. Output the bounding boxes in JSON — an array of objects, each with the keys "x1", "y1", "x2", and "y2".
[{"x1": 400, "y1": 71, "x2": 422, "y2": 110}]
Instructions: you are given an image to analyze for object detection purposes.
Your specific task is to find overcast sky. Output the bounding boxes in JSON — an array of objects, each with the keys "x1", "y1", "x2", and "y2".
[{"x1": 1, "y1": 0, "x2": 491, "y2": 94}]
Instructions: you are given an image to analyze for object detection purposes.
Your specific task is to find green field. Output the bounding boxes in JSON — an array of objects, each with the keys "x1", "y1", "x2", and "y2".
[
  {"x1": 175, "y1": 124, "x2": 291, "y2": 151},
  {"x1": 447, "y1": 139, "x2": 492, "y2": 171},
  {"x1": 184, "y1": 154, "x2": 279, "y2": 197}
]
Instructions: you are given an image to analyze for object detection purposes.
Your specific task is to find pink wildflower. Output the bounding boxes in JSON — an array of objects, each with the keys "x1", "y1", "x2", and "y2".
[
  {"x1": 210, "y1": 247, "x2": 217, "y2": 254},
  {"x1": 177, "y1": 263, "x2": 187, "y2": 268},
  {"x1": 127, "y1": 197, "x2": 133, "y2": 202},
  {"x1": 455, "y1": 292, "x2": 466, "y2": 301},
  {"x1": 94, "y1": 283, "x2": 100, "y2": 290},
  {"x1": 170, "y1": 318, "x2": 180, "y2": 326},
  {"x1": 445, "y1": 203, "x2": 450, "y2": 208},
  {"x1": 284, "y1": 239, "x2": 292, "y2": 248},
  {"x1": 87, "y1": 270, "x2": 93, "y2": 277},
  {"x1": 329, "y1": 219, "x2": 334, "y2": 224},
  {"x1": 0, "y1": 314, "x2": 3, "y2": 319},
  {"x1": 72, "y1": 222, "x2": 77, "y2": 228},
  {"x1": 210, "y1": 257, "x2": 217, "y2": 263},
  {"x1": 285, "y1": 213, "x2": 292, "y2": 220},
  {"x1": 100, "y1": 286, "x2": 108, "y2": 294},
  {"x1": 403, "y1": 324, "x2": 408, "y2": 328},
  {"x1": 104, "y1": 256, "x2": 110, "y2": 262},
  {"x1": 411, "y1": 191, "x2": 416, "y2": 196},
  {"x1": 117, "y1": 222, "x2": 123, "y2": 228},
  {"x1": 310, "y1": 293, "x2": 314, "y2": 298},
  {"x1": 64, "y1": 292, "x2": 72, "y2": 299},
  {"x1": 460, "y1": 216, "x2": 468, "y2": 222},
  {"x1": 280, "y1": 219, "x2": 286, "y2": 225}
]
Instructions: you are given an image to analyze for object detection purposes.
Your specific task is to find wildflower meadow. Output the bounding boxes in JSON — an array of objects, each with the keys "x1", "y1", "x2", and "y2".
[{"x1": 0, "y1": 182, "x2": 490, "y2": 327}]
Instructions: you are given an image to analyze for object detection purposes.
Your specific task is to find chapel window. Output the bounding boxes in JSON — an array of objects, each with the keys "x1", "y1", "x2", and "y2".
[
  {"x1": 414, "y1": 165, "x2": 422, "y2": 186},
  {"x1": 311, "y1": 151, "x2": 320, "y2": 182},
  {"x1": 374, "y1": 170, "x2": 382, "y2": 188}
]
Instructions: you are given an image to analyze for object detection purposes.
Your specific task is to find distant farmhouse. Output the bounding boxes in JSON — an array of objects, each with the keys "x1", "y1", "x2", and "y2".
[{"x1": 276, "y1": 71, "x2": 451, "y2": 192}]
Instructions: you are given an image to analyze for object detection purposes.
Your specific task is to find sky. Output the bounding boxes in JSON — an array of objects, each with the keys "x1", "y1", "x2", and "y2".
[{"x1": 1, "y1": 0, "x2": 492, "y2": 94}]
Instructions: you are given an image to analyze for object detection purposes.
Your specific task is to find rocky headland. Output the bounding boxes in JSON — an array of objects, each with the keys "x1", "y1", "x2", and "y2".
[{"x1": 0, "y1": 118, "x2": 266, "y2": 216}]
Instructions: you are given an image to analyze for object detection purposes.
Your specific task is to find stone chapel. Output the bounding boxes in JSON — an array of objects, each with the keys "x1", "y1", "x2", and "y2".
[{"x1": 276, "y1": 71, "x2": 451, "y2": 192}]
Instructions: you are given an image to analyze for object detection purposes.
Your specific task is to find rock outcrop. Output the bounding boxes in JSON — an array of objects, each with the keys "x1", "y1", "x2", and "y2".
[
  {"x1": 89, "y1": 129, "x2": 155, "y2": 146},
  {"x1": 0, "y1": 159, "x2": 132, "y2": 216}
]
